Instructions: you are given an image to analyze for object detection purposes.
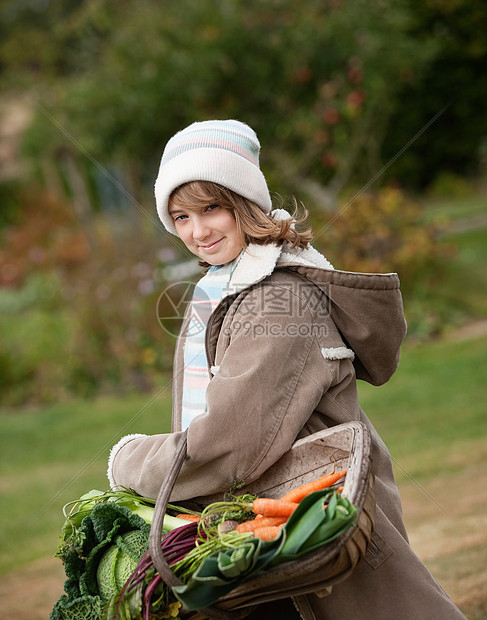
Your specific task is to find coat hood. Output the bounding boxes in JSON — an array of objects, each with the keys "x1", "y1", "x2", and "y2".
[
  {"x1": 283, "y1": 264, "x2": 407, "y2": 386},
  {"x1": 228, "y1": 239, "x2": 407, "y2": 386}
]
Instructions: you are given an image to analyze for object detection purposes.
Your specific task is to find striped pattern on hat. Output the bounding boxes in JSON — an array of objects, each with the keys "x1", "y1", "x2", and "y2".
[
  {"x1": 155, "y1": 120, "x2": 272, "y2": 234},
  {"x1": 160, "y1": 120, "x2": 260, "y2": 168}
]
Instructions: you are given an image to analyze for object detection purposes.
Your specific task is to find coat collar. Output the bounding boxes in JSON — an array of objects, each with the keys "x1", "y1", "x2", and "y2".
[{"x1": 225, "y1": 241, "x2": 334, "y2": 299}]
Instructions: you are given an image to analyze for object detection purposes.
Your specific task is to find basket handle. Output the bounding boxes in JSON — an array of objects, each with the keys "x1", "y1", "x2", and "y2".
[{"x1": 149, "y1": 431, "x2": 252, "y2": 619}]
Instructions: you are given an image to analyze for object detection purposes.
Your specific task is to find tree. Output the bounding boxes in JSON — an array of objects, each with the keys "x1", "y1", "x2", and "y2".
[
  {"x1": 382, "y1": 0, "x2": 487, "y2": 188},
  {"x1": 10, "y1": 0, "x2": 434, "y2": 211}
]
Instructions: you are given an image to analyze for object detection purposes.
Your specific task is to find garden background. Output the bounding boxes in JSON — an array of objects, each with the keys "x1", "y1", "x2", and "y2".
[{"x1": 0, "y1": 1, "x2": 486, "y2": 618}]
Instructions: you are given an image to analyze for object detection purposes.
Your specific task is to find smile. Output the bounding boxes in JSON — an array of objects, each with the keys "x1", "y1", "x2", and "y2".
[{"x1": 199, "y1": 238, "x2": 223, "y2": 251}]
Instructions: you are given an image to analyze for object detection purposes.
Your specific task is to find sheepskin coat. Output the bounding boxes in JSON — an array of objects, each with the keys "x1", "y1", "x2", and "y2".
[{"x1": 108, "y1": 242, "x2": 465, "y2": 620}]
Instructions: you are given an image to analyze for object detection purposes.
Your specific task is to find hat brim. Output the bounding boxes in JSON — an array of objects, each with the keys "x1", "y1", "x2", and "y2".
[{"x1": 155, "y1": 148, "x2": 272, "y2": 235}]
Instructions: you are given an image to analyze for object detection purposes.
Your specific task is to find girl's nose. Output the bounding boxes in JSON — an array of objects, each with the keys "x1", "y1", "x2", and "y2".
[{"x1": 192, "y1": 218, "x2": 211, "y2": 241}]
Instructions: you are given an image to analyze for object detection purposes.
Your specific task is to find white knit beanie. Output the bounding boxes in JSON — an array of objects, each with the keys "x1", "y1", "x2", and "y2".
[{"x1": 155, "y1": 119, "x2": 272, "y2": 234}]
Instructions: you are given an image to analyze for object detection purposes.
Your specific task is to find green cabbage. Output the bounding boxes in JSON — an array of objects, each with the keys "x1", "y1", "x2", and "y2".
[
  {"x1": 97, "y1": 530, "x2": 148, "y2": 603},
  {"x1": 50, "y1": 503, "x2": 150, "y2": 620}
]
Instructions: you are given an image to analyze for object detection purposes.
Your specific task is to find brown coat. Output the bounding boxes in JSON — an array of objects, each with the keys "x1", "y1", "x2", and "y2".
[{"x1": 109, "y1": 245, "x2": 465, "y2": 619}]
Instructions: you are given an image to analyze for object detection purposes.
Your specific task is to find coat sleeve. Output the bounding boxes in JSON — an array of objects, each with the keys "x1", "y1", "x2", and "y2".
[{"x1": 108, "y1": 281, "x2": 338, "y2": 501}]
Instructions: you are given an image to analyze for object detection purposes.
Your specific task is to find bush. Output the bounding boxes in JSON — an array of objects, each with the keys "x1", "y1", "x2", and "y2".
[
  {"x1": 0, "y1": 272, "x2": 74, "y2": 405},
  {"x1": 427, "y1": 172, "x2": 473, "y2": 199},
  {"x1": 0, "y1": 184, "x2": 465, "y2": 406},
  {"x1": 0, "y1": 189, "x2": 178, "y2": 407},
  {"x1": 315, "y1": 186, "x2": 456, "y2": 339}
]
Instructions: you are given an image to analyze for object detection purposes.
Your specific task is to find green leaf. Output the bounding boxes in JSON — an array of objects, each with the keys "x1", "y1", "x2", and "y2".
[
  {"x1": 272, "y1": 490, "x2": 356, "y2": 562},
  {"x1": 217, "y1": 542, "x2": 259, "y2": 578},
  {"x1": 278, "y1": 490, "x2": 332, "y2": 557},
  {"x1": 173, "y1": 535, "x2": 285, "y2": 610},
  {"x1": 304, "y1": 499, "x2": 357, "y2": 552},
  {"x1": 49, "y1": 593, "x2": 105, "y2": 620}
]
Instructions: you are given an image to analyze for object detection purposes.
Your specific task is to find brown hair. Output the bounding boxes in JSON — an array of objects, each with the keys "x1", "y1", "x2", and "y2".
[{"x1": 169, "y1": 181, "x2": 312, "y2": 270}]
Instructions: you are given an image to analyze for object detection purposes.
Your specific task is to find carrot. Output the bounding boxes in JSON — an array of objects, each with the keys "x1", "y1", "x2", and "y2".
[
  {"x1": 236, "y1": 516, "x2": 288, "y2": 533},
  {"x1": 252, "y1": 498, "x2": 299, "y2": 517},
  {"x1": 176, "y1": 514, "x2": 201, "y2": 522},
  {"x1": 280, "y1": 470, "x2": 347, "y2": 504},
  {"x1": 252, "y1": 525, "x2": 282, "y2": 541}
]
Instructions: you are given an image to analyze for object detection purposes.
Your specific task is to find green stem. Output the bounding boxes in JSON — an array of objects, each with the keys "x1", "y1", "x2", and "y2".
[{"x1": 162, "y1": 514, "x2": 194, "y2": 531}]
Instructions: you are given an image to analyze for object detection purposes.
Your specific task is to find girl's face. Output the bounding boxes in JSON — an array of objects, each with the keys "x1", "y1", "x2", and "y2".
[{"x1": 169, "y1": 202, "x2": 244, "y2": 266}]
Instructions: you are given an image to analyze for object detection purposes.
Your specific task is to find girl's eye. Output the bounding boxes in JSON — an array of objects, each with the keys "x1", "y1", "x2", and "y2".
[
  {"x1": 206, "y1": 204, "x2": 219, "y2": 212},
  {"x1": 174, "y1": 214, "x2": 188, "y2": 222}
]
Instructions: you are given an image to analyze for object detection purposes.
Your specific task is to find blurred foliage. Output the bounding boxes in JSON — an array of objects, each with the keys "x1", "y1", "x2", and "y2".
[
  {"x1": 2, "y1": 0, "x2": 438, "y2": 207},
  {"x1": 0, "y1": 179, "x2": 24, "y2": 229},
  {"x1": 0, "y1": 0, "x2": 485, "y2": 405},
  {"x1": 315, "y1": 186, "x2": 457, "y2": 339},
  {"x1": 426, "y1": 171, "x2": 476, "y2": 200},
  {"x1": 0, "y1": 185, "x2": 463, "y2": 406},
  {"x1": 382, "y1": 0, "x2": 487, "y2": 188},
  {"x1": 1, "y1": 0, "x2": 485, "y2": 197},
  {"x1": 319, "y1": 186, "x2": 453, "y2": 289},
  {"x1": 0, "y1": 188, "x2": 88, "y2": 286},
  {"x1": 0, "y1": 189, "x2": 178, "y2": 406}
]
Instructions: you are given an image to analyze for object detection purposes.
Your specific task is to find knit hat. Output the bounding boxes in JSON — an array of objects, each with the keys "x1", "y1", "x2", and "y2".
[{"x1": 155, "y1": 119, "x2": 272, "y2": 234}]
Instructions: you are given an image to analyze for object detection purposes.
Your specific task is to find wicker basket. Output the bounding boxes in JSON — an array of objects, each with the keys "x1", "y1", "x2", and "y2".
[{"x1": 149, "y1": 422, "x2": 375, "y2": 619}]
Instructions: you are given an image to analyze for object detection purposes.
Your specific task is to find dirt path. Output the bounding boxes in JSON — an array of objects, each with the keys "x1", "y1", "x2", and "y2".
[
  {"x1": 444, "y1": 318, "x2": 487, "y2": 343},
  {"x1": 400, "y1": 462, "x2": 487, "y2": 620},
  {"x1": 0, "y1": 556, "x2": 65, "y2": 620}
]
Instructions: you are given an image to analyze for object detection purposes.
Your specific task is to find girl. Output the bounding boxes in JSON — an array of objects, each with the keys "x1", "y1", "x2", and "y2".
[{"x1": 107, "y1": 120, "x2": 465, "y2": 619}]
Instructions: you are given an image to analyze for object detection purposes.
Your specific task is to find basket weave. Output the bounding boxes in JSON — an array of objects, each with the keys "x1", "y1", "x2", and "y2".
[{"x1": 149, "y1": 422, "x2": 375, "y2": 619}]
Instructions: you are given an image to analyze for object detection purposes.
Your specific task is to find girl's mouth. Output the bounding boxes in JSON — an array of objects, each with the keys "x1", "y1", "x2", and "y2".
[{"x1": 199, "y1": 238, "x2": 223, "y2": 251}]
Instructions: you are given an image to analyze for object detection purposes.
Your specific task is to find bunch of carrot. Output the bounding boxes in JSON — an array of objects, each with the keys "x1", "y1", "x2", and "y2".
[{"x1": 236, "y1": 469, "x2": 346, "y2": 541}]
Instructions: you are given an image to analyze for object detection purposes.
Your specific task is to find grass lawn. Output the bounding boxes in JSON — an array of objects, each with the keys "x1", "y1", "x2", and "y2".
[
  {"x1": 421, "y1": 191, "x2": 487, "y2": 225},
  {"x1": 1, "y1": 333, "x2": 485, "y2": 578},
  {"x1": 399, "y1": 191, "x2": 487, "y2": 341},
  {"x1": 358, "y1": 333, "x2": 487, "y2": 482},
  {"x1": 0, "y1": 389, "x2": 172, "y2": 574},
  {"x1": 436, "y1": 225, "x2": 487, "y2": 322}
]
